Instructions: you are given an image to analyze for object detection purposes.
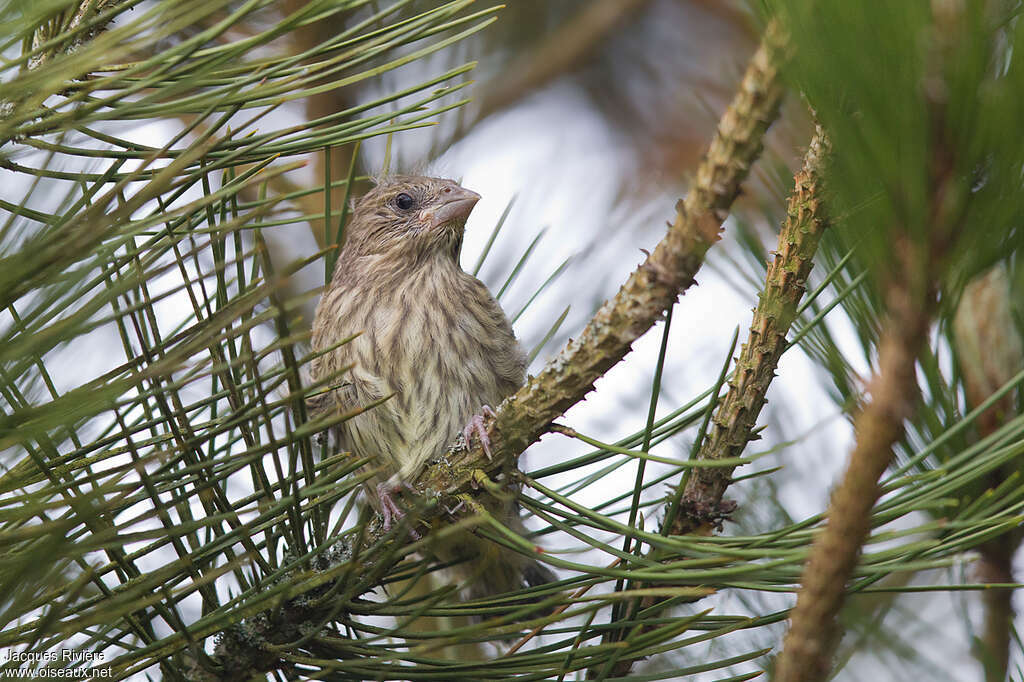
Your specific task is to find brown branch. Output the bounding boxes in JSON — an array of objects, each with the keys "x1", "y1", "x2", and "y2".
[
  {"x1": 665, "y1": 125, "x2": 830, "y2": 536},
  {"x1": 953, "y1": 265, "x2": 1024, "y2": 682},
  {"x1": 775, "y1": 4, "x2": 983, "y2": 678},
  {"x1": 774, "y1": 44, "x2": 967, "y2": 682},
  {"x1": 773, "y1": 258, "x2": 938, "y2": 681}
]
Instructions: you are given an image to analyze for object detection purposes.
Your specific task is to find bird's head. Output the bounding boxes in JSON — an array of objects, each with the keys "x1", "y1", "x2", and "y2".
[{"x1": 341, "y1": 175, "x2": 481, "y2": 263}]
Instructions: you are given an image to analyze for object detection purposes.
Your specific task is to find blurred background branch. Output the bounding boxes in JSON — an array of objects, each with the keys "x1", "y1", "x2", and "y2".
[{"x1": 469, "y1": 0, "x2": 653, "y2": 127}]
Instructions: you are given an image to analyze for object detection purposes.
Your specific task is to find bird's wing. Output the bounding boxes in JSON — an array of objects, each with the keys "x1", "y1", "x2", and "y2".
[
  {"x1": 306, "y1": 334, "x2": 361, "y2": 423},
  {"x1": 305, "y1": 373, "x2": 359, "y2": 456},
  {"x1": 461, "y1": 274, "x2": 528, "y2": 395},
  {"x1": 305, "y1": 379, "x2": 355, "y2": 417}
]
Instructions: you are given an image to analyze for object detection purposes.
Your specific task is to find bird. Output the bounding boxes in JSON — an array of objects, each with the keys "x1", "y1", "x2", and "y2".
[{"x1": 308, "y1": 174, "x2": 555, "y2": 604}]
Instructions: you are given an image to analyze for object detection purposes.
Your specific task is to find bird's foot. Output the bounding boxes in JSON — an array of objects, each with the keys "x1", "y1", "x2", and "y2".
[
  {"x1": 376, "y1": 481, "x2": 421, "y2": 540},
  {"x1": 462, "y1": 405, "x2": 497, "y2": 460}
]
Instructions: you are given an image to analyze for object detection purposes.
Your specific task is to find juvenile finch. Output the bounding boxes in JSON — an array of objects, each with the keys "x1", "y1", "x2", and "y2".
[{"x1": 309, "y1": 175, "x2": 554, "y2": 602}]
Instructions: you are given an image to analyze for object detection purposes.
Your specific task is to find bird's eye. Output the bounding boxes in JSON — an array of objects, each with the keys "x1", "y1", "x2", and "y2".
[{"x1": 395, "y1": 193, "x2": 415, "y2": 210}]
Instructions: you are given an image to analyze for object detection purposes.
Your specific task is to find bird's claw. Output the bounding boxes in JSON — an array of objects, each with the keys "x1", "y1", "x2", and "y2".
[
  {"x1": 462, "y1": 405, "x2": 497, "y2": 460},
  {"x1": 376, "y1": 481, "x2": 421, "y2": 540}
]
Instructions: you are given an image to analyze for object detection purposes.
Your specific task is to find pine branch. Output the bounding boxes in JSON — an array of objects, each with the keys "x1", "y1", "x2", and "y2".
[
  {"x1": 184, "y1": 531, "x2": 410, "y2": 682},
  {"x1": 773, "y1": 237, "x2": 940, "y2": 681},
  {"x1": 664, "y1": 124, "x2": 830, "y2": 536},
  {"x1": 594, "y1": 121, "x2": 829, "y2": 681},
  {"x1": 416, "y1": 18, "x2": 787, "y2": 502},
  {"x1": 774, "y1": 6, "x2": 971, "y2": 675}
]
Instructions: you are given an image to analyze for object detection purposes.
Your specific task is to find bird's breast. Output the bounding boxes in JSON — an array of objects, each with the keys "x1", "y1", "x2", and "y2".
[{"x1": 340, "y1": 264, "x2": 522, "y2": 479}]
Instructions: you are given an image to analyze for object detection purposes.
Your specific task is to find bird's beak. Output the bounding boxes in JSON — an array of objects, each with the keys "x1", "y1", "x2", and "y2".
[{"x1": 422, "y1": 186, "x2": 481, "y2": 230}]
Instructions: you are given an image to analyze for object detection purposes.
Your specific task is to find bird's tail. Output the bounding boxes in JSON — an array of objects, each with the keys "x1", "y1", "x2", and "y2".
[
  {"x1": 431, "y1": 499, "x2": 557, "y2": 614},
  {"x1": 464, "y1": 540, "x2": 556, "y2": 605}
]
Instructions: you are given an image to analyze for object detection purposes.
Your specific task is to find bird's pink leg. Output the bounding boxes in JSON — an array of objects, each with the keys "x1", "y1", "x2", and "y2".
[
  {"x1": 462, "y1": 405, "x2": 497, "y2": 460},
  {"x1": 376, "y1": 481, "x2": 421, "y2": 540}
]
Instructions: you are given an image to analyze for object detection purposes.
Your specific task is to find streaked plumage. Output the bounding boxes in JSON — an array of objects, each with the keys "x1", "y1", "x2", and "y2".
[{"x1": 309, "y1": 175, "x2": 553, "y2": 601}]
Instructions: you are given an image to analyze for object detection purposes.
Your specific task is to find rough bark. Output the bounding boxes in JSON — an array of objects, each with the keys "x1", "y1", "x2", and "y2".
[{"x1": 666, "y1": 125, "x2": 830, "y2": 536}]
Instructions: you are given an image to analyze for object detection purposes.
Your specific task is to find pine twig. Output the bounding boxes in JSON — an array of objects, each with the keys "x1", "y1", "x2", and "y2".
[
  {"x1": 773, "y1": 240, "x2": 940, "y2": 682},
  {"x1": 575, "y1": 20, "x2": 789, "y2": 679},
  {"x1": 664, "y1": 124, "x2": 830, "y2": 536},
  {"x1": 598, "y1": 121, "x2": 829, "y2": 681}
]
